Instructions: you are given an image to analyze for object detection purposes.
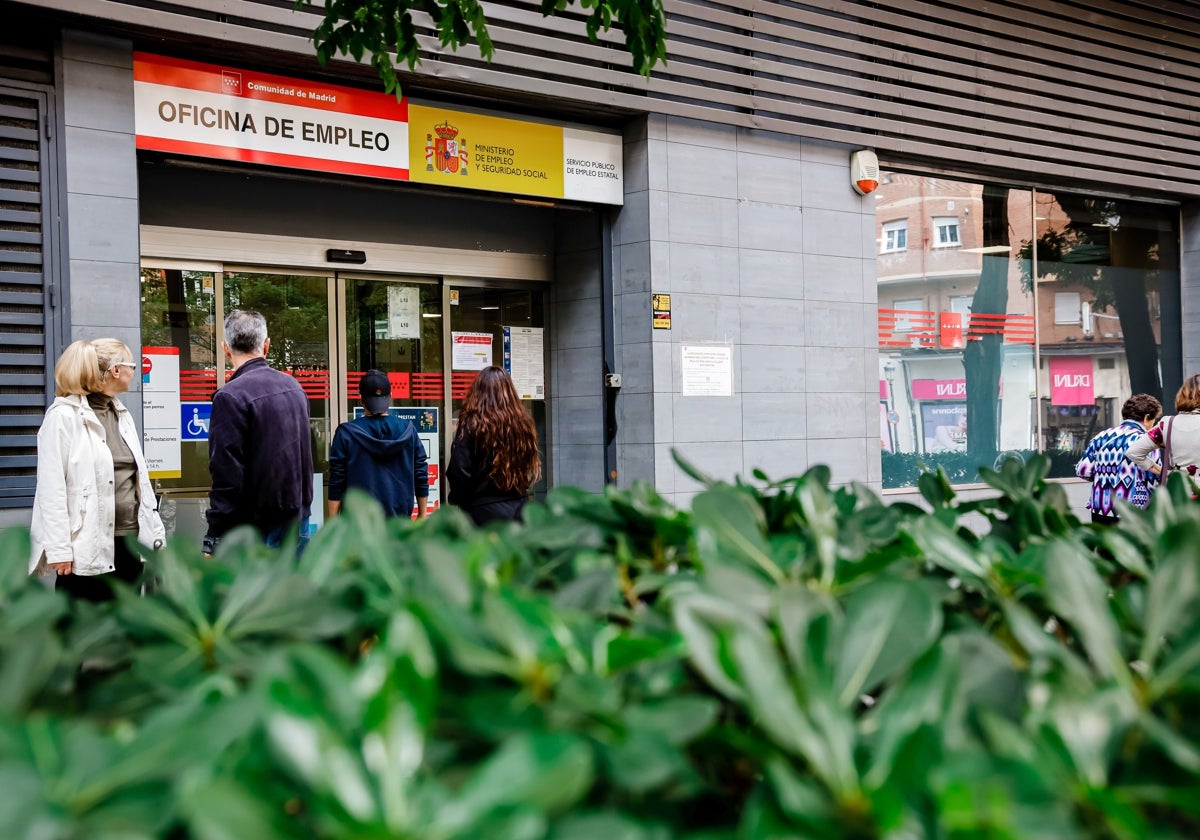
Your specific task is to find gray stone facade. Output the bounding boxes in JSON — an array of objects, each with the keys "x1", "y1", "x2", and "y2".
[
  {"x1": 615, "y1": 115, "x2": 879, "y2": 504},
  {"x1": 61, "y1": 30, "x2": 142, "y2": 426}
]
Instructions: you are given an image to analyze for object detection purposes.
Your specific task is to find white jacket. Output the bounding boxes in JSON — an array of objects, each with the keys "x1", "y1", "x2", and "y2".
[{"x1": 28, "y1": 395, "x2": 166, "y2": 576}]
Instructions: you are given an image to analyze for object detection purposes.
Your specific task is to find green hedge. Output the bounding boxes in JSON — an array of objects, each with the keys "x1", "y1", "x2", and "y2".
[
  {"x1": 882, "y1": 448, "x2": 1084, "y2": 488},
  {"x1": 2, "y1": 457, "x2": 1199, "y2": 838}
]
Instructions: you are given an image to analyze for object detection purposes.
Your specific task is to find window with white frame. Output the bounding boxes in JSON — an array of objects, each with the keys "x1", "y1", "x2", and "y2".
[
  {"x1": 933, "y1": 217, "x2": 960, "y2": 247},
  {"x1": 1055, "y1": 292, "x2": 1082, "y2": 324},
  {"x1": 893, "y1": 297, "x2": 923, "y2": 331},
  {"x1": 949, "y1": 295, "x2": 973, "y2": 316},
  {"x1": 881, "y1": 220, "x2": 907, "y2": 253}
]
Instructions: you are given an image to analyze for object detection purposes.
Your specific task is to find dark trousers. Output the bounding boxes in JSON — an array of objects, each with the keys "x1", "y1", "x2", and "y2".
[
  {"x1": 464, "y1": 497, "x2": 528, "y2": 526},
  {"x1": 55, "y1": 537, "x2": 142, "y2": 602},
  {"x1": 1091, "y1": 511, "x2": 1120, "y2": 527}
]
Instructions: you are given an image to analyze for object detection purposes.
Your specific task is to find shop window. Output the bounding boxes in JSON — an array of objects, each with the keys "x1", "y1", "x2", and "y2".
[
  {"x1": 1054, "y1": 292, "x2": 1082, "y2": 324},
  {"x1": 933, "y1": 217, "x2": 960, "y2": 247},
  {"x1": 877, "y1": 175, "x2": 1182, "y2": 490},
  {"x1": 881, "y1": 219, "x2": 907, "y2": 253}
]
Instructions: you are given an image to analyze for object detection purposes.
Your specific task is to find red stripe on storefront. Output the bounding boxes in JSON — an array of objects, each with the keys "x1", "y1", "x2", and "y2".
[
  {"x1": 133, "y1": 52, "x2": 408, "y2": 121},
  {"x1": 135, "y1": 135, "x2": 410, "y2": 181}
]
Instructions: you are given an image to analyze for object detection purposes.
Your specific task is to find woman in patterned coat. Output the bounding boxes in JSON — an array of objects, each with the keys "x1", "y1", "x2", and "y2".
[{"x1": 1075, "y1": 393, "x2": 1162, "y2": 525}]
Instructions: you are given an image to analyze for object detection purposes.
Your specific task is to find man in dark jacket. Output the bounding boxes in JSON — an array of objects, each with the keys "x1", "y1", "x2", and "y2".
[
  {"x1": 203, "y1": 310, "x2": 313, "y2": 554},
  {"x1": 328, "y1": 370, "x2": 429, "y2": 519}
]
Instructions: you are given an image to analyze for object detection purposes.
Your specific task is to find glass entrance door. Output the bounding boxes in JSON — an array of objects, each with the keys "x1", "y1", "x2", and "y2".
[
  {"x1": 140, "y1": 264, "x2": 548, "y2": 538},
  {"x1": 341, "y1": 277, "x2": 444, "y2": 512},
  {"x1": 447, "y1": 284, "x2": 548, "y2": 501}
]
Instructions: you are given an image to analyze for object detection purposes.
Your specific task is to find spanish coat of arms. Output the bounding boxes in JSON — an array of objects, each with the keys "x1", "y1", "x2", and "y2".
[{"x1": 425, "y1": 121, "x2": 469, "y2": 175}]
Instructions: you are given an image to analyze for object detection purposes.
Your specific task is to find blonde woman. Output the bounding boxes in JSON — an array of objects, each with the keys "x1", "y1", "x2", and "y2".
[{"x1": 29, "y1": 339, "x2": 165, "y2": 600}]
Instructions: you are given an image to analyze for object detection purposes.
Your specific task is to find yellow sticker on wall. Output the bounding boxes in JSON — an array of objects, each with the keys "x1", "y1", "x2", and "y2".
[{"x1": 408, "y1": 104, "x2": 565, "y2": 199}]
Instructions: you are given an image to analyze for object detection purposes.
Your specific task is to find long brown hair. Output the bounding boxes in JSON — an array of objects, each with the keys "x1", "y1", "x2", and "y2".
[
  {"x1": 1177, "y1": 374, "x2": 1200, "y2": 412},
  {"x1": 456, "y1": 366, "x2": 541, "y2": 492}
]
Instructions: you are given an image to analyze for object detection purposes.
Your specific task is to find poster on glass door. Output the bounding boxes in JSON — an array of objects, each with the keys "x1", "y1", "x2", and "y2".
[
  {"x1": 503, "y1": 326, "x2": 545, "y2": 400},
  {"x1": 142, "y1": 346, "x2": 181, "y2": 478},
  {"x1": 386, "y1": 286, "x2": 421, "y2": 339},
  {"x1": 451, "y1": 331, "x2": 493, "y2": 370}
]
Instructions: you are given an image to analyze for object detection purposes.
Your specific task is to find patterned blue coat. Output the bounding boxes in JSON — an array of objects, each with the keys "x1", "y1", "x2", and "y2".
[{"x1": 1075, "y1": 419, "x2": 1159, "y2": 516}]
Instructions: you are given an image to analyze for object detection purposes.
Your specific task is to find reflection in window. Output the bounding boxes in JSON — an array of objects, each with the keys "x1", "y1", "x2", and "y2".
[
  {"x1": 1054, "y1": 292, "x2": 1082, "y2": 324},
  {"x1": 877, "y1": 176, "x2": 1181, "y2": 488},
  {"x1": 933, "y1": 217, "x2": 960, "y2": 247},
  {"x1": 881, "y1": 219, "x2": 907, "y2": 253}
]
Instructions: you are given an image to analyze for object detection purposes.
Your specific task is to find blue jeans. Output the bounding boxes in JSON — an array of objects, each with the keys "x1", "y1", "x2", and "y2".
[{"x1": 263, "y1": 516, "x2": 311, "y2": 552}]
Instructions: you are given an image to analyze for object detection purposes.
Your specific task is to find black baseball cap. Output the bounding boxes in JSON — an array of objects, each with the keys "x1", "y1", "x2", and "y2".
[{"x1": 359, "y1": 369, "x2": 391, "y2": 414}]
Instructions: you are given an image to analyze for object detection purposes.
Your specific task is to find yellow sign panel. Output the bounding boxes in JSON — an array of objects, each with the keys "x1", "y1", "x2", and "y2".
[{"x1": 409, "y1": 104, "x2": 564, "y2": 199}]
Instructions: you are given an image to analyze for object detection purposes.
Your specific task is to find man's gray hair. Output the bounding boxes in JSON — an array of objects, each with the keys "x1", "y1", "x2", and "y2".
[{"x1": 224, "y1": 309, "x2": 268, "y2": 355}]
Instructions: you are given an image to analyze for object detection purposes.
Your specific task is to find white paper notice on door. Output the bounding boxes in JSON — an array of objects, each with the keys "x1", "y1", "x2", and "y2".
[
  {"x1": 681, "y1": 344, "x2": 734, "y2": 396},
  {"x1": 503, "y1": 326, "x2": 545, "y2": 400},
  {"x1": 451, "y1": 331, "x2": 493, "y2": 370},
  {"x1": 386, "y1": 286, "x2": 421, "y2": 339}
]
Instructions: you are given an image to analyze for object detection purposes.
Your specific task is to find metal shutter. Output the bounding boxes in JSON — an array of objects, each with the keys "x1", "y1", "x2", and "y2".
[{"x1": 0, "y1": 86, "x2": 52, "y2": 508}]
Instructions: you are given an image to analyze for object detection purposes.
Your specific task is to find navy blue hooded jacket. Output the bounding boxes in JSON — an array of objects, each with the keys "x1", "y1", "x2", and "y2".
[{"x1": 329, "y1": 414, "x2": 429, "y2": 518}]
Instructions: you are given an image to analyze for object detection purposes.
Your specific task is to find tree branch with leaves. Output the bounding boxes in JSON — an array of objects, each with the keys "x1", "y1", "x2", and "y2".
[{"x1": 297, "y1": 0, "x2": 667, "y2": 95}]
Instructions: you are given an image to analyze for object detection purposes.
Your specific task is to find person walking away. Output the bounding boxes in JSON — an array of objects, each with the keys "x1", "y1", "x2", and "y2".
[
  {"x1": 1075, "y1": 393, "x2": 1162, "y2": 525},
  {"x1": 204, "y1": 310, "x2": 313, "y2": 554},
  {"x1": 446, "y1": 366, "x2": 540, "y2": 526},
  {"x1": 328, "y1": 370, "x2": 429, "y2": 520},
  {"x1": 1128, "y1": 374, "x2": 1200, "y2": 495},
  {"x1": 29, "y1": 339, "x2": 166, "y2": 600}
]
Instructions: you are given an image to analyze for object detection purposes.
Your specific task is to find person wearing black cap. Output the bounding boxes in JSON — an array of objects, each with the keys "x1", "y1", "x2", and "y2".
[{"x1": 328, "y1": 369, "x2": 429, "y2": 520}]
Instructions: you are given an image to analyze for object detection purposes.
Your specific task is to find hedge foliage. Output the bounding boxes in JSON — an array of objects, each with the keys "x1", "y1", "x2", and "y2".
[{"x1": 2, "y1": 456, "x2": 1200, "y2": 839}]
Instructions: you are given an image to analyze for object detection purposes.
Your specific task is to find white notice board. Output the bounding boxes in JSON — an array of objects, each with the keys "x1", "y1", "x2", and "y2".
[
  {"x1": 451, "y1": 331, "x2": 493, "y2": 370},
  {"x1": 142, "y1": 346, "x2": 181, "y2": 478},
  {"x1": 681, "y1": 344, "x2": 734, "y2": 397},
  {"x1": 386, "y1": 286, "x2": 421, "y2": 339},
  {"x1": 503, "y1": 326, "x2": 545, "y2": 400}
]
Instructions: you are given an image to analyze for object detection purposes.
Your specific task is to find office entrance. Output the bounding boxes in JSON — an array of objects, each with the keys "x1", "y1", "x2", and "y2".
[{"x1": 139, "y1": 263, "x2": 548, "y2": 540}]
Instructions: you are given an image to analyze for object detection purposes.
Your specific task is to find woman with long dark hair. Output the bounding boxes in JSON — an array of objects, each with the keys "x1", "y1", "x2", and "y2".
[{"x1": 446, "y1": 366, "x2": 541, "y2": 525}]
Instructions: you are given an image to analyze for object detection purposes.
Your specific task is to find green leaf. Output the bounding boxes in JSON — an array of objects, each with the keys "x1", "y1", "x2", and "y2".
[
  {"x1": 833, "y1": 578, "x2": 942, "y2": 705},
  {"x1": 1042, "y1": 540, "x2": 1133, "y2": 690},
  {"x1": 441, "y1": 732, "x2": 594, "y2": 832},
  {"x1": 691, "y1": 485, "x2": 783, "y2": 583}
]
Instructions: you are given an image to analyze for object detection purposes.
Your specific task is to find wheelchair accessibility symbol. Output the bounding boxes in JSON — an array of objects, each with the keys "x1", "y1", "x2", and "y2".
[{"x1": 181, "y1": 402, "x2": 212, "y2": 441}]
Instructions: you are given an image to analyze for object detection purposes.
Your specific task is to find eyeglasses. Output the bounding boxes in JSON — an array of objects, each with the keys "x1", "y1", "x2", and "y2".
[{"x1": 109, "y1": 362, "x2": 138, "y2": 373}]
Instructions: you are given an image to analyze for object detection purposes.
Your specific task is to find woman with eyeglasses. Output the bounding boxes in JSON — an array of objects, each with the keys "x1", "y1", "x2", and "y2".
[{"x1": 28, "y1": 339, "x2": 165, "y2": 600}]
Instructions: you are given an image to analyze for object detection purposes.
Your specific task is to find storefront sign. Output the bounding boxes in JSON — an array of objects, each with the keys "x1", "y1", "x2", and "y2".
[
  {"x1": 911, "y1": 378, "x2": 967, "y2": 400},
  {"x1": 503, "y1": 326, "x2": 545, "y2": 400},
  {"x1": 142, "y1": 347, "x2": 181, "y2": 478},
  {"x1": 911, "y1": 378, "x2": 1005, "y2": 400},
  {"x1": 133, "y1": 53, "x2": 623, "y2": 204},
  {"x1": 681, "y1": 345, "x2": 734, "y2": 397},
  {"x1": 1049, "y1": 357, "x2": 1094, "y2": 405}
]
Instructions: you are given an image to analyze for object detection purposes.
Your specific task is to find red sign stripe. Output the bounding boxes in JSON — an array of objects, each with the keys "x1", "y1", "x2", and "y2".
[
  {"x1": 133, "y1": 52, "x2": 407, "y2": 122},
  {"x1": 136, "y1": 135, "x2": 410, "y2": 181}
]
